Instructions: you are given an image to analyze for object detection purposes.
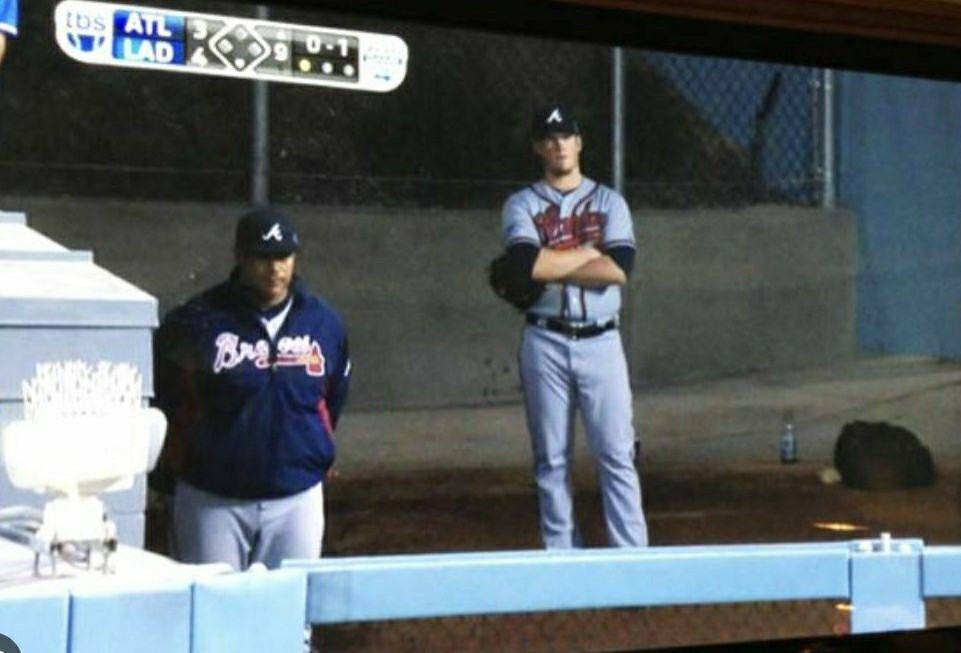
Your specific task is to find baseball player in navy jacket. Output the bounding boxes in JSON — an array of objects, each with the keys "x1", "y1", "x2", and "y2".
[{"x1": 154, "y1": 208, "x2": 351, "y2": 570}]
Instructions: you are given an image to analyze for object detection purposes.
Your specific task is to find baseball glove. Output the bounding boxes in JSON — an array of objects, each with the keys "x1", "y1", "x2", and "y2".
[{"x1": 488, "y1": 252, "x2": 545, "y2": 311}]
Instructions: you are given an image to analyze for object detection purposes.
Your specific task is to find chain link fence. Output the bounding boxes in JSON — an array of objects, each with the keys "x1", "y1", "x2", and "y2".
[
  {"x1": 1, "y1": 2, "x2": 827, "y2": 210},
  {"x1": 631, "y1": 52, "x2": 825, "y2": 208},
  {"x1": 312, "y1": 601, "x2": 847, "y2": 652},
  {"x1": 313, "y1": 598, "x2": 961, "y2": 652}
]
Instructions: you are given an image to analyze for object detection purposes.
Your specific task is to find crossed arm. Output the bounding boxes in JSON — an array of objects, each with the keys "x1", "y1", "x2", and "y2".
[{"x1": 531, "y1": 246, "x2": 628, "y2": 287}]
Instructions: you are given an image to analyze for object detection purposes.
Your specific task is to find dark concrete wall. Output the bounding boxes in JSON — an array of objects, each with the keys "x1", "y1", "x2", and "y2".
[
  {"x1": 633, "y1": 207, "x2": 857, "y2": 385},
  {"x1": 2, "y1": 197, "x2": 857, "y2": 409}
]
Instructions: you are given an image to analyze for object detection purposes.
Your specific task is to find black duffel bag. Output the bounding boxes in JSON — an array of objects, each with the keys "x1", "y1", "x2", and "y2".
[{"x1": 834, "y1": 420, "x2": 935, "y2": 490}]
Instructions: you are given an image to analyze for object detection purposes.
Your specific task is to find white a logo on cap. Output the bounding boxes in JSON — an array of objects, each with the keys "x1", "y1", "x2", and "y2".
[
  {"x1": 547, "y1": 108, "x2": 564, "y2": 123},
  {"x1": 262, "y1": 222, "x2": 283, "y2": 242}
]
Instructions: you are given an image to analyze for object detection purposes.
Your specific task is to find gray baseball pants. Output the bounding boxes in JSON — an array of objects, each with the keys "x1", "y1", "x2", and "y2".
[
  {"x1": 520, "y1": 325, "x2": 648, "y2": 549},
  {"x1": 171, "y1": 479, "x2": 325, "y2": 570}
]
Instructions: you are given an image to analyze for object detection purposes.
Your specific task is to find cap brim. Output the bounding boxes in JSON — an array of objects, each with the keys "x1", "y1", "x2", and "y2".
[
  {"x1": 242, "y1": 246, "x2": 298, "y2": 258},
  {"x1": 533, "y1": 128, "x2": 578, "y2": 139}
]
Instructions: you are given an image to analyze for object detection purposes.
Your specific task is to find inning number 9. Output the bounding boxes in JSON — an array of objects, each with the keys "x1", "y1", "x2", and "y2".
[{"x1": 273, "y1": 41, "x2": 289, "y2": 61}]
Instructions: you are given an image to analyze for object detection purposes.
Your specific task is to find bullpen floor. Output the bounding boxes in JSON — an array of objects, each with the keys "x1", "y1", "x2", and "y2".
[{"x1": 149, "y1": 356, "x2": 961, "y2": 651}]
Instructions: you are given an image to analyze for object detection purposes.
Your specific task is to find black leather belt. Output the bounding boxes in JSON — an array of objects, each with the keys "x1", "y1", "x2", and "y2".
[{"x1": 525, "y1": 314, "x2": 618, "y2": 340}]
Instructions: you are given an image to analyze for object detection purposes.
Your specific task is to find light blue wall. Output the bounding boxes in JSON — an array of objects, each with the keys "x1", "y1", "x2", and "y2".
[{"x1": 838, "y1": 72, "x2": 961, "y2": 357}]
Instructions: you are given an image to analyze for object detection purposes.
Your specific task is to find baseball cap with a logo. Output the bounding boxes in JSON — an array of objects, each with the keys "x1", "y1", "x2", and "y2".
[
  {"x1": 531, "y1": 104, "x2": 580, "y2": 140},
  {"x1": 235, "y1": 208, "x2": 300, "y2": 258}
]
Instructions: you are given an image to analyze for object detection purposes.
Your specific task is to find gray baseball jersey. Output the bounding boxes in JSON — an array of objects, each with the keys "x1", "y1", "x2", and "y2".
[{"x1": 502, "y1": 177, "x2": 635, "y2": 322}]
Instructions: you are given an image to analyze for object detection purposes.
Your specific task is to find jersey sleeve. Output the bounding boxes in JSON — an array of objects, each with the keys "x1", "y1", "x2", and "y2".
[
  {"x1": 325, "y1": 335, "x2": 351, "y2": 430},
  {"x1": 0, "y1": 0, "x2": 18, "y2": 36},
  {"x1": 502, "y1": 190, "x2": 541, "y2": 248},
  {"x1": 603, "y1": 191, "x2": 635, "y2": 250}
]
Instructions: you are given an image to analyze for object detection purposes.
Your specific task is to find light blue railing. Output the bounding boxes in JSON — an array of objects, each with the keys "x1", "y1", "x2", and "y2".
[
  {"x1": 2, "y1": 535, "x2": 960, "y2": 652},
  {"x1": 285, "y1": 535, "x2": 928, "y2": 635}
]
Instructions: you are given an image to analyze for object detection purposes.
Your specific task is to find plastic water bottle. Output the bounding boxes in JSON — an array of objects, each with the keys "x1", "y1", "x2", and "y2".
[{"x1": 780, "y1": 411, "x2": 798, "y2": 464}]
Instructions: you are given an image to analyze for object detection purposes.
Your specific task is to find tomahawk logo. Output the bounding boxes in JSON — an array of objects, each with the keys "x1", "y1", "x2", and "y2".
[
  {"x1": 546, "y1": 108, "x2": 564, "y2": 123},
  {"x1": 261, "y1": 222, "x2": 284, "y2": 242}
]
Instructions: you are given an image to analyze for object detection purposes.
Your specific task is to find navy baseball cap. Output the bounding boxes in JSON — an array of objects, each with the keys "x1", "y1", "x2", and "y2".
[
  {"x1": 531, "y1": 104, "x2": 580, "y2": 139},
  {"x1": 235, "y1": 208, "x2": 300, "y2": 257}
]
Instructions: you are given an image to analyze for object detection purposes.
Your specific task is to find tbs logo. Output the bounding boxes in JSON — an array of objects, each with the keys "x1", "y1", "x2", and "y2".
[{"x1": 59, "y1": 7, "x2": 109, "y2": 54}]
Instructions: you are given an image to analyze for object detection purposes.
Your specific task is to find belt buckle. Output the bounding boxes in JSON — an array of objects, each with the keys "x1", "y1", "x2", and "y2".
[{"x1": 568, "y1": 322, "x2": 591, "y2": 340}]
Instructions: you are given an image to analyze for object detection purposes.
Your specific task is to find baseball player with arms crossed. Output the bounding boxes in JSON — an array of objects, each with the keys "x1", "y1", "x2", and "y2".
[
  {"x1": 153, "y1": 208, "x2": 351, "y2": 570},
  {"x1": 501, "y1": 104, "x2": 647, "y2": 549}
]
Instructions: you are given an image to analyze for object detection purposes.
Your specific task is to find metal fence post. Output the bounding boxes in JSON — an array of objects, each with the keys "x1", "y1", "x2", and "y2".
[
  {"x1": 849, "y1": 534, "x2": 925, "y2": 634},
  {"x1": 814, "y1": 68, "x2": 837, "y2": 209},
  {"x1": 611, "y1": 47, "x2": 625, "y2": 195},
  {"x1": 250, "y1": 5, "x2": 270, "y2": 207},
  {"x1": 611, "y1": 46, "x2": 638, "y2": 385}
]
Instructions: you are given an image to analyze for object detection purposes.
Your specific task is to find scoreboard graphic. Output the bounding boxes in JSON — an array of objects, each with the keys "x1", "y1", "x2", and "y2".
[{"x1": 54, "y1": 1, "x2": 409, "y2": 92}]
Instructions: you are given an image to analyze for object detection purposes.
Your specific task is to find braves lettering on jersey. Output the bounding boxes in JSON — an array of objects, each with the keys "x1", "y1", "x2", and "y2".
[
  {"x1": 0, "y1": 0, "x2": 17, "y2": 37},
  {"x1": 503, "y1": 177, "x2": 635, "y2": 323},
  {"x1": 213, "y1": 332, "x2": 325, "y2": 375},
  {"x1": 154, "y1": 274, "x2": 350, "y2": 500}
]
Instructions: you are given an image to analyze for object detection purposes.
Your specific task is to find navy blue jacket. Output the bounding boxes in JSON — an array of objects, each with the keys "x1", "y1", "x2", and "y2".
[{"x1": 154, "y1": 274, "x2": 350, "y2": 499}]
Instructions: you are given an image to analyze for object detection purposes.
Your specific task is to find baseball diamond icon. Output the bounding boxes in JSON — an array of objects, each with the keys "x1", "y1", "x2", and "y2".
[{"x1": 209, "y1": 22, "x2": 270, "y2": 71}]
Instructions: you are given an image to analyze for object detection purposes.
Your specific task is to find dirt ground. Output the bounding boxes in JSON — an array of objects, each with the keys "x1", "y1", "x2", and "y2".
[
  {"x1": 148, "y1": 458, "x2": 961, "y2": 652},
  {"x1": 316, "y1": 460, "x2": 961, "y2": 651},
  {"x1": 323, "y1": 461, "x2": 961, "y2": 555}
]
